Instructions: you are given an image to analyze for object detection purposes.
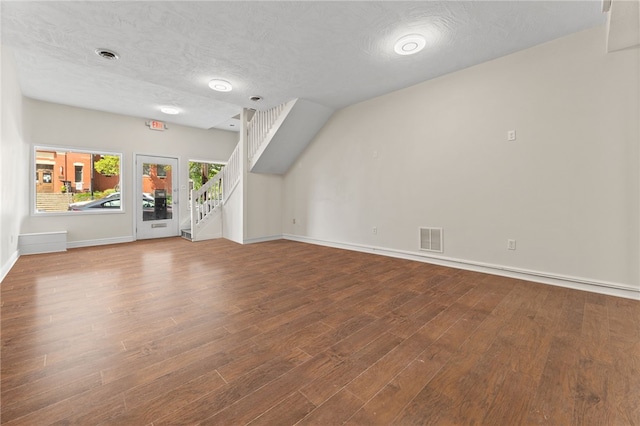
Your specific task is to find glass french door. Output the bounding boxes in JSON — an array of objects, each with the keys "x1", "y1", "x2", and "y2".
[{"x1": 136, "y1": 155, "x2": 179, "y2": 239}]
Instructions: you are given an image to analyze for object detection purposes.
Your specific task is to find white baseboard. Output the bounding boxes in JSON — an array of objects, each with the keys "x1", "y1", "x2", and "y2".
[
  {"x1": 244, "y1": 235, "x2": 284, "y2": 245},
  {"x1": 283, "y1": 234, "x2": 640, "y2": 301},
  {"x1": 66, "y1": 236, "x2": 135, "y2": 249},
  {"x1": 1, "y1": 250, "x2": 20, "y2": 284}
]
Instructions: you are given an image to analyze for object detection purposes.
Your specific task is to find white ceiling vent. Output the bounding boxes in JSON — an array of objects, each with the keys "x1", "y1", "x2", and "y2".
[{"x1": 420, "y1": 227, "x2": 443, "y2": 253}]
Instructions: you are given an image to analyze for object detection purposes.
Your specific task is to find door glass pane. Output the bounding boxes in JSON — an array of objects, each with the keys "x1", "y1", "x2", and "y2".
[{"x1": 142, "y1": 163, "x2": 173, "y2": 221}]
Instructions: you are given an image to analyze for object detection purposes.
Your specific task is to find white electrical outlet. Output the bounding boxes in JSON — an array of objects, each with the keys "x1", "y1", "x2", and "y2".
[
  {"x1": 507, "y1": 239, "x2": 516, "y2": 250},
  {"x1": 372, "y1": 226, "x2": 377, "y2": 235},
  {"x1": 507, "y1": 130, "x2": 516, "y2": 141}
]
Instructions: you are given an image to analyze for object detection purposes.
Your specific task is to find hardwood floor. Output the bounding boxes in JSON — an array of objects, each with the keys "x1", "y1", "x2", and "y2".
[{"x1": 1, "y1": 238, "x2": 638, "y2": 425}]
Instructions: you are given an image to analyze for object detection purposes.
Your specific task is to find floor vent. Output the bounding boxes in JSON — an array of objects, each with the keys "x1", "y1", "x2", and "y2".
[{"x1": 420, "y1": 227, "x2": 443, "y2": 253}]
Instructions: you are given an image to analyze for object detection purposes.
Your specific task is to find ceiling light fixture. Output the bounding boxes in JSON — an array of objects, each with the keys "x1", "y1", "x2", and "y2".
[
  {"x1": 160, "y1": 106, "x2": 180, "y2": 115},
  {"x1": 249, "y1": 96, "x2": 263, "y2": 102},
  {"x1": 95, "y1": 48, "x2": 119, "y2": 60},
  {"x1": 394, "y1": 34, "x2": 426, "y2": 55},
  {"x1": 208, "y1": 79, "x2": 233, "y2": 92}
]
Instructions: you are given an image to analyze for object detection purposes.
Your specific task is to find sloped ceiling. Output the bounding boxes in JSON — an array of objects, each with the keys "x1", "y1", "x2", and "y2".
[{"x1": 1, "y1": 1, "x2": 605, "y2": 131}]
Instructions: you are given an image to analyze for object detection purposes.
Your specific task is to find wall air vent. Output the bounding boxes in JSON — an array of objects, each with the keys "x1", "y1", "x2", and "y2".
[{"x1": 420, "y1": 227, "x2": 443, "y2": 253}]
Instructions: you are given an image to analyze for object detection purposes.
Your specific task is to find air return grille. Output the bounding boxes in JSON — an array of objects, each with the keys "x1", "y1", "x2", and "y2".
[{"x1": 420, "y1": 227, "x2": 443, "y2": 253}]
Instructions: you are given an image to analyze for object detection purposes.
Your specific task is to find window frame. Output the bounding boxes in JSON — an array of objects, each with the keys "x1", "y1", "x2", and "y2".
[
  {"x1": 74, "y1": 165, "x2": 83, "y2": 183},
  {"x1": 32, "y1": 145, "x2": 124, "y2": 216}
]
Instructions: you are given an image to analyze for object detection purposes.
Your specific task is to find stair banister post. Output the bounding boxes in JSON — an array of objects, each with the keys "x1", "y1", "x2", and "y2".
[{"x1": 190, "y1": 187, "x2": 197, "y2": 240}]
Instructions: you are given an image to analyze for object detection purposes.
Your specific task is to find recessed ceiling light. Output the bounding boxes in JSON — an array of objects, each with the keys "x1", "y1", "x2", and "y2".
[
  {"x1": 208, "y1": 79, "x2": 233, "y2": 92},
  {"x1": 249, "y1": 95, "x2": 263, "y2": 102},
  {"x1": 160, "y1": 106, "x2": 180, "y2": 115},
  {"x1": 95, "y1": 48, "x2": 119, "y2": 60},
  {"x1": 394, "y1": 34, "x2": 426, "y2": 55}
]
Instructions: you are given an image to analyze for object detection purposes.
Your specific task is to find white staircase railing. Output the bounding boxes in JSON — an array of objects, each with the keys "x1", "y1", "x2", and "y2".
[
  {"x1": 223, "y1": 141, "x2": 241, "y2": 200},
  {"x1": 189, "y1": 140, "x2": 242, "y2": 240},
  {"x1": 247, "y1": 101, "x2": 289, "y2": 164},
  {"x1": 190, "y1": 172, "x2": 223, "y2": 232}
]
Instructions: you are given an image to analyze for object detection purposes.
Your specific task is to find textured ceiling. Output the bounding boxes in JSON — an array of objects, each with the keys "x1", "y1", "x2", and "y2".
[{"x1": 1, "y1": 1, "x2": 605, "y2": 131}]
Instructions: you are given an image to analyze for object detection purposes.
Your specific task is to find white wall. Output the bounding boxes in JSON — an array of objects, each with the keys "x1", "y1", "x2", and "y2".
[
  {"x1": 233, "y1": 107, "x2": 284, "y2": 244},
  {"x1": 223, "y1": 146, "x2": 243, "y2": 244},
  {"x1": 222, "y1": 110, "x2": 247, "y2": 244},
  {"x1": 283, "y1": 26, "x2": 640, "y2": 293},
  {"x1": 1, "y1": 46, "x2": 29, "y2": 281},
  {"x1": 21, "y1": 99, "x2": 237, "y2": 245},
  {"x1": 223, "y1": 179, "x2": 243, "y2": 244},
  {"x1": 245, "y1": 172, "x2": 283, "y2": 242}
]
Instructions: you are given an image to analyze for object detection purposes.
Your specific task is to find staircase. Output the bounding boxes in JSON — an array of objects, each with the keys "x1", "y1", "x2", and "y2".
[
  {"x1": 36, "y1": 193, "x2": 73, "y2": 212},
  {"x1": 183, "y1": 98, "x2": 333, "y2": 241},
  {"x1": 182, "y1": 141, "x2": 241, "y2": 241}
]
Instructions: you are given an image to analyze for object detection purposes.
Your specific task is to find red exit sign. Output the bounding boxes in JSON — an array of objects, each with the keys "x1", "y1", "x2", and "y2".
[{"x1": 147, "y1": 120, "x2": 166, "y2": 131}]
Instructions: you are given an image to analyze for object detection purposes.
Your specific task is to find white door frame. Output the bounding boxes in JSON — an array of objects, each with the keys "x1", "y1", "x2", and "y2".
[{"x1": 135, "y1": 154, "x2": 179, "y2": 240}]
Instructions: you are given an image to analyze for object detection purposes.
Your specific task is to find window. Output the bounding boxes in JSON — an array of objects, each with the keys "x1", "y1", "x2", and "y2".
[
  {"x1": 34, "y1": 146, "x2": 122, "y2": 214},
  {"x1": 74, "y1": 165, "x2": 83, "y2": 182},
  {"x1": 188, "y1": 161, "x2": 224, "y2": 191},
  {"x1": 93, "y1": 199, "x2": 121, "y2": 208},
  {"x1": 156, "y1": 165, "x2": 167, "y2": 178},
  {"x1": 187, "y1": 160, "x2": 224, "y2": 205}
]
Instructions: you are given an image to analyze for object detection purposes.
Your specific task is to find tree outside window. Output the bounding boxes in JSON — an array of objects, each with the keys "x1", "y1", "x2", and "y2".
[{"x1": 188, "y1": 161, "x2": 223, "y2": 191}]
